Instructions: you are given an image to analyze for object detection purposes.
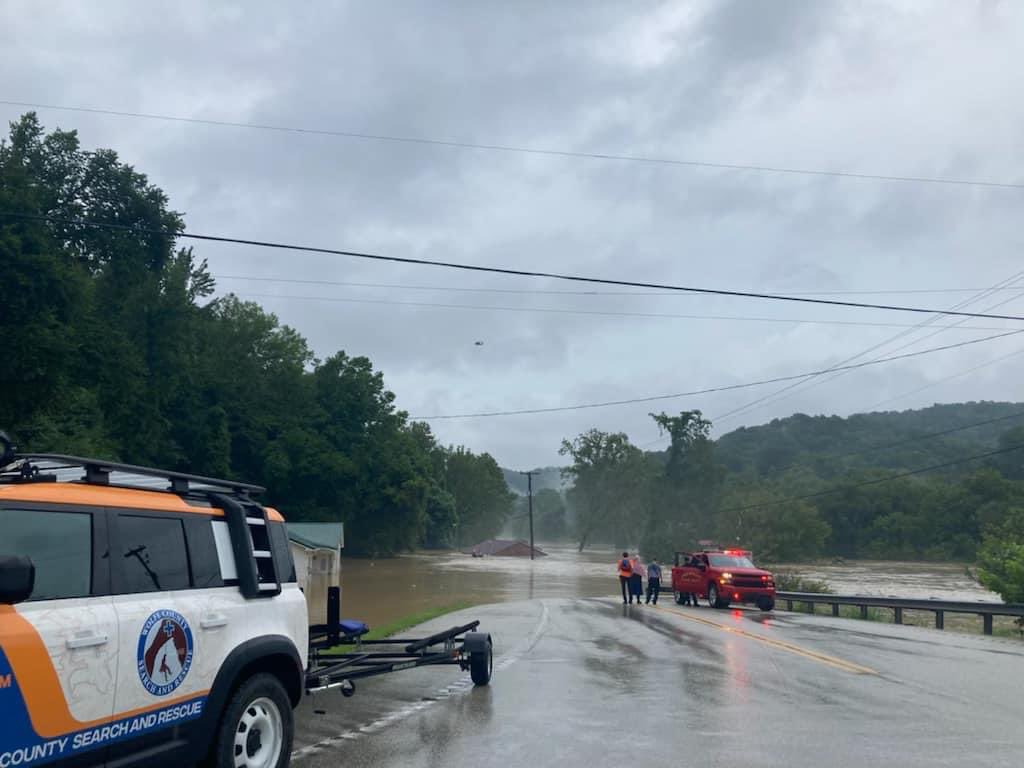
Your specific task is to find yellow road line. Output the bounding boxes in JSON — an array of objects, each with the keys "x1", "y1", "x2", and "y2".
[{"x1": 651, "y1": 604, "x2": 877, "y2": 676}]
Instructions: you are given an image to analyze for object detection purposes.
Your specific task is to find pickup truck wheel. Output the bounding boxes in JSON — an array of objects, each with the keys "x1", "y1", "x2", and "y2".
[
  {"x1": 757, "y1": 597, "x2": 775, "y2": 612},
  {"x1": 674, "y1": 590, "x2": 686, "y2": 605},
  {"x1": 214, "y1": 673, "x2": 292, "y2": 768},
  {"x1": 707, "y1": 583, "x2": 729, "y2": 609},
  {"x1": 470, "y1": 637, "x2": 493, "y2": 686}
]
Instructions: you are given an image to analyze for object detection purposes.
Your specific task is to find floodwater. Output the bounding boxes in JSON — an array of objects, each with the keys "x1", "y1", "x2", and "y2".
[
  {"x1": 334, "y1": 544, "x2": 616, "y2": 627},
  {"x1": 324, "y1": 545, "x2": 1002, "y2": 628},
  {"x1": 779, "y1": 560, "x2": 1000, "y2": 602}
]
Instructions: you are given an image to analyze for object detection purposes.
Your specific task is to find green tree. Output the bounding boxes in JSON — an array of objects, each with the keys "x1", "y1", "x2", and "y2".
[
  {"x1": 977, "y1": 509, "x2": 1024, "y2": 603},
  {"x1": 1, "y1": 113, "x2": 464, "y2": 559},
  {"x1": 642, "y1": 411, "x2": 724, "y2": 560},
  {"x1": 560, "y1": 430, "x2": 653, "y2": 552},
  {"x1": 443, "y1": 447, "x2": 515, "y2": 546}
]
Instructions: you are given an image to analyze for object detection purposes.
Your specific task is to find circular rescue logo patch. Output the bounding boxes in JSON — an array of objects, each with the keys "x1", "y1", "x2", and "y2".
[{"x1": 137, "y1": 610, "x2": 194, "y2": 696}]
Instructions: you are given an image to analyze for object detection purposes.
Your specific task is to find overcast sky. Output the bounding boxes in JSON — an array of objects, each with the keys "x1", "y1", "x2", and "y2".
[{"x1": 4, "y1": 0, "x2": 1024, "y2": 468}]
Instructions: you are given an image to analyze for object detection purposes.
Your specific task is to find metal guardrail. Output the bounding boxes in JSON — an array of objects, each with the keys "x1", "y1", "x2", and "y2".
[{"x1": 776, "y1": 591, "x2": 1024, "y2": 635}]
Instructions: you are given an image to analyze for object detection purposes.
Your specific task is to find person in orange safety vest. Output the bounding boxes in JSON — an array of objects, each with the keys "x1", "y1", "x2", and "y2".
[{"x1": 617, "y1": 551, "x2": 633, "y2": 604}]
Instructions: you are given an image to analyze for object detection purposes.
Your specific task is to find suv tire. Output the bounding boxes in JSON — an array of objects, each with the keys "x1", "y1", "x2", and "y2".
[{"x1": 214, "y1": 673, "x2": 293, "y2": 768}]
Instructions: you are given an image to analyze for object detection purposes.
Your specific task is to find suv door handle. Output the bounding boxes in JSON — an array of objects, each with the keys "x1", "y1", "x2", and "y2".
[
  {"x1": 201, "y1": 613, "x2": 229, "y2": 629},
  {"x1": 66, "y1": 632, "x2": 108, "y2": 649}
]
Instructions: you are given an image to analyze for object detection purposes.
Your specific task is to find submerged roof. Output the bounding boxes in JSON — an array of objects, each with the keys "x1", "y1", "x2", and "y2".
[
  {"x1": 287, "y1": 522, "x2": 345, "y2": 551},
  {"x1": 462, "y1": 539, "x2": 547, "y2": 557}
]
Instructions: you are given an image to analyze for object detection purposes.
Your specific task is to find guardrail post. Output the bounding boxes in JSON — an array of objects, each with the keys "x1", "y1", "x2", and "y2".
[
  {"x1": 832, "y1": 603, "x2": 839, "y2": 617},
  {"x1": 893, "y1": 607, "x2": 903, "y2": 625},
  {"x1": 860, "y1": 605, "x2": 868, "y2": 620},
  {"x1": 983, "y1": 614, "x2": 993, "y2": 636},
  {"x1": 786, "y1": 599, "x2": 793, "y2": 611},
  {"x1": 935, "y1": 611, "x2": 944, "y2": 630}
]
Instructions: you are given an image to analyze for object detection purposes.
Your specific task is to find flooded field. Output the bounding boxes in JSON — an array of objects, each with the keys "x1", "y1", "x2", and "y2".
[{"x1": 326, "y1": 544, "x2": 1004, "y2": 629}]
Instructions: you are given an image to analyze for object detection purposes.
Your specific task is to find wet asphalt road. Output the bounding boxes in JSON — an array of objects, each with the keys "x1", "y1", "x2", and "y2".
[{"x1": 292, "y1": 597, "x2": 1024, "y2": 767}]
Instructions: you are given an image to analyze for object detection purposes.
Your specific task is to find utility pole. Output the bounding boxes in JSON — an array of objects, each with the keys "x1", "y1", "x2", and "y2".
[{"x1": 520, "y1": 470, "x2": 537, "y2": 560}]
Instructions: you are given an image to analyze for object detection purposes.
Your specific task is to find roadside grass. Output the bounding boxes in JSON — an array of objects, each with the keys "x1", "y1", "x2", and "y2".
[{"x1": 321, "y1": 600, "x2": 479, "y2": 653}]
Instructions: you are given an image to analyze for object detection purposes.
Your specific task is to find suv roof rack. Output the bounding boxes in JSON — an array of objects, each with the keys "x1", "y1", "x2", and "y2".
[{"x1": 0, "y1": 452, "x2": 265, "y2": 497}]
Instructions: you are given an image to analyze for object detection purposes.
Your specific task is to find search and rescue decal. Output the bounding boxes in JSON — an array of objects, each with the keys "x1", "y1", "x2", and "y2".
[
  {"x1": 1, "y1": 610, "x2": 206, "y2": 767},
  {"x1": 0, "y1": 696, "x2": 205, "y2": 768},
  {"x1": 137, "y1": 610, "x2": 194, "y2": 696}
]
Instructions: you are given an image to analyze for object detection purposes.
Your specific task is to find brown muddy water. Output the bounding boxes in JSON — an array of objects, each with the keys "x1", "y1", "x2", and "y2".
[
  {"x1": 778, "y1": 560, "x2": 999, "y2": 602},
  {"x1": 330, "y1": 544, "x2": 616, "y2": 627},
  {"x1": 315, "y1": 544, "x2": 1003, "y2": 630}
]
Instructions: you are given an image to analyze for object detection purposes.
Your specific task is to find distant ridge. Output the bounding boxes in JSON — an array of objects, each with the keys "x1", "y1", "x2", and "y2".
[{"x1": 502, "y1": 401, "x2": 1024, "y2": 491}]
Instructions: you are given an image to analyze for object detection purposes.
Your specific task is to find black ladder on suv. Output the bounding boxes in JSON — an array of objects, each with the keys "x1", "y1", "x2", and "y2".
[{"x1": 213, "y1": 493, "x2": 282, "y2": 598}]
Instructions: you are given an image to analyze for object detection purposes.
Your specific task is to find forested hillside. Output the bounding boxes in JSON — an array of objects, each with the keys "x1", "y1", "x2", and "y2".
[
  {"x1": 0, "y1": 113, "x2": 515, "y2": 556},
  {"x1": 715, "y1": 402, "x2": 1024, "y2": 479}
]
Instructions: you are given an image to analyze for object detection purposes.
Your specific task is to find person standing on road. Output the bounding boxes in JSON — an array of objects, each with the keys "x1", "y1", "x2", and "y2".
[
  {"x1": 629, "y1": 554, "x2": 644, "y2": 605},
  {"x1": 645, "y1": 559, "x2": 662, "y2": 604},
  {"x1": 617, "y1": 551, "x2": 633, "y2": 604}
]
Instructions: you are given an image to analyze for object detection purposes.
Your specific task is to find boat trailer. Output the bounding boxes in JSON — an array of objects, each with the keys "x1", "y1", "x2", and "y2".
[{"x1": 304, "y1": 587, "x2": 494, "y2": 697}]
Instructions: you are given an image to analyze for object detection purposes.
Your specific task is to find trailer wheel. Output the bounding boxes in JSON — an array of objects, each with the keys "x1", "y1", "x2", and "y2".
[
  {"x1": 469, "y1": 637, "x2": 493, "y2": 686},
  {"x1": 674, "y1": 590, "x2": 686, "y2": 605}
]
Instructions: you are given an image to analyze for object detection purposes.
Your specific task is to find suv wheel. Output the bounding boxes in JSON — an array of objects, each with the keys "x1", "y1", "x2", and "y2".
[{"x1": 214, "y1": 673, "x2": 293, "y2": 768}]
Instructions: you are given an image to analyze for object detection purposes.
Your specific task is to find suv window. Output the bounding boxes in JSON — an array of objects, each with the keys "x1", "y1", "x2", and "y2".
[
  {"x1": 118, "y1": 515, "x2": 191, "y2": 593},
  {"x1": 269, "y1": 521, "x2": 298, "y2": 583},
  {"x1": 0, "y1": 508, "x2": 92, "y2": 600}
]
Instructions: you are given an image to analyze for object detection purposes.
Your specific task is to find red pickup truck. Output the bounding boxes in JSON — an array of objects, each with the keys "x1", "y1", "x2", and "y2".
[{"x1": 671, "y1": 549, "x2": 776, "y2": 611}]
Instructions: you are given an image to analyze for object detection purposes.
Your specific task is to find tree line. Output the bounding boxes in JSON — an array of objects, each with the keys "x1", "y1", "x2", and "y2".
[{"x1": 1, "y1": 113, "x2": 515, "y2": 556}]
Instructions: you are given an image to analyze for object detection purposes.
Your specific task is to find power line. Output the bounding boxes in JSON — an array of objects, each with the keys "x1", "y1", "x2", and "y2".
[
  {"x1": 6, "y1": 212, "x2": 1024, "y2": 322},
  {"x1": 706, "y1": 272, "x2": 1024, "y2": 428},
  {"x1": 864, "y1": 344, "x2": 1024, "y2": 412},
  {"x1": 716, "y1": 442, "x2": 1024, "y2": 515},
  {"x1": 3, "y1": 100, "x2": 1022, "y2": 190},
  {"x1": 240, "y1": 292, "x2": 1011, "y2": 331},
  {"x1": 412, "y1": 329, "x2": 1024, "y2": 419},
  {"x1": 215, "y1": 273, "x2": 1024, "y2": 298}
]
